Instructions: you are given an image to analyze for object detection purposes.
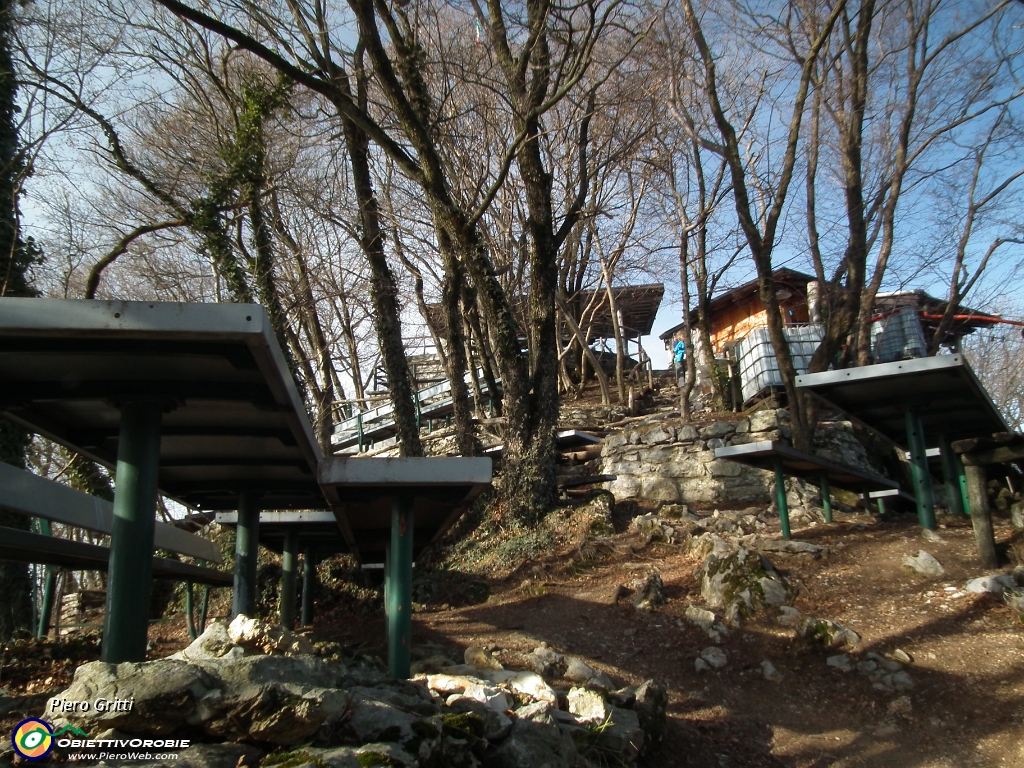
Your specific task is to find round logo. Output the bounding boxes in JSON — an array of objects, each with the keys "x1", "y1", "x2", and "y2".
[{"x1": 11, "y1": 718, "x2": 54, "y2": 760}]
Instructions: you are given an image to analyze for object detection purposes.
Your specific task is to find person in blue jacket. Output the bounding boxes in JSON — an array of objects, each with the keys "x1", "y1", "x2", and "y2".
[{"x1": 673, "y1": 339, "x2": 686, "y2": 382}]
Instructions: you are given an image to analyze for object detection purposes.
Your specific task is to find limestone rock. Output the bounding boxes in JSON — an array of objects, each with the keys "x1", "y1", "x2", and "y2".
[
  {"x1": 482, "y1": 670, "x2": 558, "y2": 706},
  {"x1": 346, "y1": 687, "x2": 443, "y2": 761},
  {"x1": 129, "y1": 742, "x2": 264, "y2": 768},
  {"x1": 756, "y1": 539, "x2": 827, "y2": 556},
  {"x1": 901, "y1": 550, "x2": 945, "y2": 578},
  {"x1": 354, "y1": 743, "x2": 418, "y2": 768},
  {"x1": 448, "y1": 684, "x2": 512, "y2": 713},
  {"x1": 797, "y1": 617, "x2": 861, "y2": 650},
  {"x1": 826, "y1": 654, "x2": 854, "y2": 672},
  {"x1": 964, "y1": 574, "x2": 1016, "y2": 594},
  {"x1": 699, "y1": 647, "x2": 727, "y2": 670},
  {"x1": 526, "y1": 647, "x2": 567, "y2": 678},
  {"x1": 777, "y1": 606, "x2": 802, "y2": 627},
  {"x1": 485, "y1": 717, "x2": 579, "y2": 768},
  {"x1": 446, "y1": 695, "x2": 513, "y2": 741},
  {"x1": 592, "y1": 706, "x2": 644, "y2": 763},
  {"x1": 921, "y1": 528, "x2": 946, "y2": 545},
  {"x1": 684, "y1": 604, "x2": 716, "y2": 631},
  {"x1": 567, "y1": 687, "x2": 610, "y2": 723},
  {"x1": 629, "y1": 514, "x2": 680, "y2": 545},
  {"x1": 631, "y1": 679, "x2": 667, "y2": 750},
  {"x1": 1011, "y1": 501, "x2": 1024, "y2": 530},
  {"x1": 563, "y1": 657, "x2": 613, "y2": 690},
  {"x1": 465, "y1": 646, "x2": 503, "y2": 670},
  {"x1": 227, "y1": 614, "x2": 314, "y2": 655},
  {"x1": 697, "y1": 548, "x2": 794, "y2": 617},
  {"x1": 761, "y1": 660, "x2": 782, "y2": 682},
  {"x1": 632, "y1": 572, "x2": 667, "y2": 611},
  {"x1": 171, "y1": 622, "x2": 244, "y2": 662},
  {"x1": 47, "y1": 659, "x2": 216, "y2": 734},
  {"x1": 514, "y1": 700, "x2": 554, "y2": 725}
]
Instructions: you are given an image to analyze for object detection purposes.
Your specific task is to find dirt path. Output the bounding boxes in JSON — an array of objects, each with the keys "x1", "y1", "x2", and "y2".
[{"x1": 323, "y1": 511, "x2": 1024, "y2": 767}]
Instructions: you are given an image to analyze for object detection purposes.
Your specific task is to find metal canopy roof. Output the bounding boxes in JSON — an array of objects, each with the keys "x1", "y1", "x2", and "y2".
[
  {"x1": 318, "y1": 457, "x2": 492, "y2": 562},
  {"x1": 795, "y1": 354, "x2": 1008, "y2": 446},
  {"x1": 0, "y1": 298, "x2": 326, "y2": 510}
]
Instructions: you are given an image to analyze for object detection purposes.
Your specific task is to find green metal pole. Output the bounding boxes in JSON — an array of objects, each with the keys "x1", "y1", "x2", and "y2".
[
  {"x1": 388, "y1": 495, "x2": 414, "y2": 678},
  {"x1": 101, "y1": 399, "x2": 163, "y2": 663},
  {"x1": 954, "y1": 450, "x2": 971, "y2": 516},
  {"x1": 357, "y1": 412, "x2": 364, "y2": 453},
  {"x1": 773, "y1": 458, "x2": 791, "y2": 540},
  {"x1": 280, "y1": 529, "x2": 299, "y2": 628},
  {"x1": 938, "y1": 434, "x2": 965, "y2": 517},
  {"x1": 877, "y1": 496, "x2": 887, "y2": 516},
  {"x1": 36, "y1": 520, "x2": 56, "y2": 639},
  {"x1": 820, "y1": 475, "x2": 833, "y2": 523},
  {"x1": 904, "y1": 408, "x2": 937, "y2": 530},
  {"x1": 232, "y1": 492, "x2": 261, "y2": 618},
  {"x1": 301, "y1": 546, "x2": 316, "y2": 626}
]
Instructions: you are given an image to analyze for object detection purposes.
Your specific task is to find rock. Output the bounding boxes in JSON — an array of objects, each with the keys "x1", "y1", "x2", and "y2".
[
  {"x1": 697, "y1": 548, "x2": 794, "y2": 617},
  {"x1": 47, "y1": 659, "x2": 216, "y2": 734},
  {"x1": 684, "y1": 604, "x2": 716, "y2": 631},
  {"x1": 890, "y1": 671, "x2": 915, "y2": 690},
  {"x1": 563, "y1": 658, "x2": 607, "y2": 687},
  {"x1": 629, "y1": 514, "x2": 678, "y2": 544},
  {"x1": 227, "y1": 614, "x2": 313, "y2": 655},
  {"x1": 129, "y1": 743, "x2": 264, "y2": 768},
  {"x1": 446, "y1": 696, "x2": 513, "y2": 741},
  {"x1": 888, "y1": 696, "x2": 913, "y2": 718},
  {"x1": 1013, "y1": 566, "x2": 1024, "y2": 586},
  {"x1": 964, "y1": 574, "x2": 1016, "y2": 594},
  {"x1": 761, "y1": 660, "x2": 782, "y2": 682},
  {"x1": 1004, "y1": 587, "x2": 1024, "y2": 621},
  {"x1": 592, "y1": 706, "x2": 645, "y2": 762},
  {"x1": 355, "y1": 743, "x2": 418, "y2": 768},
  {"x1": 826, "y1": 654, "x2": 854, "y2": 672},
  {"x1": 922, "y1": 529, "x2": 946, "y2": 545},
  {"x1": 1011, "y1": 501, "x2": 1024, "y2": 530},
  {"x1": 632, "y1": 572, "x2": 667, "y2": 611},
  {"x1": 526, "y1": 647, "x2": 567, "y2": 678},
  {"x1": 699, "y1": 647, "x2": 727, "y2": 670},
  {"x1": 465, "y1": 646, "x2": 503, "y2": 670},
  {"x1": 777, "y1": 606, "x2": 802, "y2": 627},
  {"x1": 756, "y1": 539, "x2": 826, "y2": 556},
  {"x1": 171, "y1": 622, "x2": 244, "y2": 662},
  {"x1": 481, "y1": 670, "x2": 558, "y2": 706},
  {"x1": 892, "y1": 649, "x2": 913, "y2": 664},
  {"x1": 346, "y1": 687, "x2": 443, "y2": 760},
  {"x1": 514, "y1": 700, "x2": 554, "y2": 725},
  {"x1": 758, "y1": 577, "x2": 789, "y2": 607},
  {"x1": 632, "y1": 679, "x2": 668, "y2": 750},
  {"x1": 694, "y1": 658, "x2": 711, "y2": 673},
  {"x1": 449, "y1": 684, "x2": 513, "y2": 713},
  {"x1": 857, "y1": 660, "x2": 878, "y2": 675},
  {"x1": 567, "y1": 687, "x2": 610, "y2": 723},
  {"x1": 424, "y1": 673, "x2": 486, "y2": 697},
  {"x1": 485, "y1": 716, "x2": 579, "y2": 768},
  {"x1": 797, "y1": 617, "x2": 861, "y2": 650},
  {"x1": 901, "y1": 550, "x2": 945, "y2": 578}
]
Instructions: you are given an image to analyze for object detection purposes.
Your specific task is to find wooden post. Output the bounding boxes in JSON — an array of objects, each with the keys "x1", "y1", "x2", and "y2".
[{"x1": 963, "y1": 463, "x2": 999, "y2": 569}]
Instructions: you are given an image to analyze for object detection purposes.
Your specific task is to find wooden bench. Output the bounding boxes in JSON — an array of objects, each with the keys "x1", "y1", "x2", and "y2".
[{"x1": 714, "y1": 440, "x2": 899, "y2": 538}]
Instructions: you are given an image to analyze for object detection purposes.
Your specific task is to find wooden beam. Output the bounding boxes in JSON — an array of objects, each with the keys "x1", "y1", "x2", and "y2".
[{"x1": 963, "y1": 464, "x2": 999, "y2": 569}]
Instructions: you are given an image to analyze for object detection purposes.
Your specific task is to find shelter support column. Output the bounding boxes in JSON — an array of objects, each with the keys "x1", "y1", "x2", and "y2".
[
  {"x1": 938, "y1": 435, "x2": 966, "y2": 517},
  {"x1": 280, "y1": 529, "x2": 298, "y2": 628},
  {"x1": 232, "y1": 492, "x2": 262, "y2": 618},
  {"x1": 101, "y1": 399, "x2": 163, "y2": 664},
  {"x1": 388, "y1": 495, "x2": 414, "y2": 678},
  {"x1": 301, "y1": 546, "x2": 316, "y2": 626},
  {"x1": 904, "y1": 408, "x2": 937, "y2": 530},
  {"x1": 36, "y1": 519, "x2": 56, "y2": 639},
  {"x1": 819, "y1": 475, "x2": 833, "y2": 523},
  {"x1": 773, "y1": 458, "x2": 791, "y2": 540},
  {"x1": 963, "y1": 463, "x2": 999, "y2": 569}
]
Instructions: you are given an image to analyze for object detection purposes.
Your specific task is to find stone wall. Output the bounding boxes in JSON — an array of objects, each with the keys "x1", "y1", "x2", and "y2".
[{"x1": 600, "y1": 409, "x2": 893, "y2": 509}]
